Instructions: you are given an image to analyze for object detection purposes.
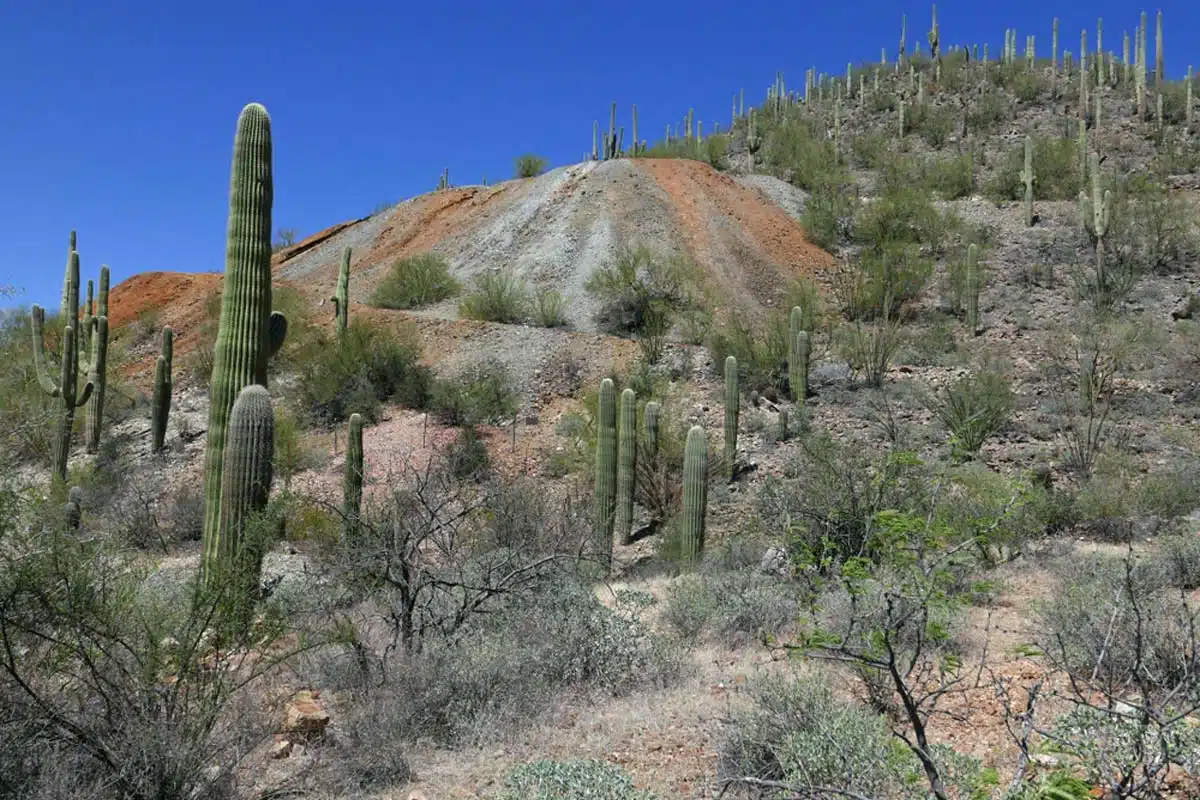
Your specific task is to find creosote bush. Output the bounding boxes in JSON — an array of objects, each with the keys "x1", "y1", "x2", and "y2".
[
  {"x1": 430, "y1": 359, "x2": 519, "y2": 426},
  {"x1": 584, "y1": 246, "x2": 695, "y2": 336},
  {"x1": 370, "y1": 253, "x2": 460, "y2": 310},
  {"x1": 514, "y1": 154, "x2": 549, "y2": 178},
  {"x1": 459, "y1": 270, "x2": 530, "y2": 323}
]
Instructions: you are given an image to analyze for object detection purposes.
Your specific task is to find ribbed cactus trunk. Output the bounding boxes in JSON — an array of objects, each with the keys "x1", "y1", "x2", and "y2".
[
  {"x1": 795, "y1": 331, "x2": 810, "y2": 402},
  {"x1": 593, "y1": 379, "x2": 617, "y2": 566},
  {"x1": 151, "y1": 327, "x2": 174, "y2": 453},
  {"x1": 344, "y1": 413, "x2": 364, "y2": 541},
  {"x1": 680, "y1": 426, "x2": 709, "y2": 561},
  {"x1": 215, "y1": 385, "x2": 275, "y2": 626},
  {"x1": 83, "y1": 316, "x2": 108, "y2": 453},
  {"x1": 1021, "y1": 136, "x2": 1035, "y2": 227},
  {"x1": 724, "y1": 356, "x2": 739, "y2": 481},
  {"x1": 615, "y1": 388, "x2": 637, "y2": 545},
  {"x1": 788, "y1": 306, "x2": 806, "y2": 401},
  {"x1": 1079, "y1": 151, "x2": 1112, "y2": 293},
  {"x1": 965, "y1": 244, "x2": 980, "y2": 335},
  {"x1": 31, "y1": 248, "x2": 94, "y2": 483},
  {"x1": 333, "y1": 246, "x2": 350, "y2": 335},
  {"x1": 201, "y1": 103, "x2": 288, "y2": 589},
  {"x1": 60, "y1": 230, "x2": 76, "y2": 321}
]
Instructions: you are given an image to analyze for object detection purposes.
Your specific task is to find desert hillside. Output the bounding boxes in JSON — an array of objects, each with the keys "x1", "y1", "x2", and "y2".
[{"x1": 5, "y1": 8, "x2": 1200, "y2": 800}]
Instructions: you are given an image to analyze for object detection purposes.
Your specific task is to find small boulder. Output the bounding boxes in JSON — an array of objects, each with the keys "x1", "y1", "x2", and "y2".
[{"x1": 282, "y1": 689, "x2": 330, "y2": 741}]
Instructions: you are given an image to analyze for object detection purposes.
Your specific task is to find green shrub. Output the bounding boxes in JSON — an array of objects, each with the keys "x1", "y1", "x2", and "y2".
[
  {"x1": 988, "y1": 137, "x2": 1080, "y2": 201},
  {"x1": 801, "y1": 172, "x2": 857, "y2": 251},
  {"x1": 967, "y1": 91, "x2": 1011, "y2": 133},
  {"x1": 927, "y1": 370, "x2": 1015, "y2": 458},
  {"x1": 446, "y1": 425, "x2": 490, "y2": 479},
  {"x1": 459, "y1": 270, "x2": 530, "y2": 323},
  {"x1": 514, "y1": 154, "x2": 549, "y2": 178},
  {"x1": 640, "y1": 134, "x2": 729, "y2": 170},
  {"x1": 531, "y1": 288, "x2": 568, "y2": 327},
  {"x1": 855, "y1": 184, "x2": 954, "y2": 254},
  {"x1": 498, "y1": 760, "x2": 657, "y2": 800},
  {"x1": 0, "y1": 309, "x2": 58, "y2": 467},
  {"x1": 1157, "y1": 534, "x2": 1200, "y2": 590},
  {"x1": 837, "y1": 243, "x2": 933, "y2": 320},
  {"x1": 927, "y1": 152, "x2": 976, "y2": 199},
  {"x1": 663, "y1": 567, "x2": 797, "y2": 645},
  {"x1": 707, "y1": 314, "x2": 789, "y2": 395},
  {"x1": 431, "y1": 359, "x2": 519, "y2": 426},
  {"x1": 584, "y1": 246, "x2": 694, "y2": 336},
  {"x1": 296, "y1": 320, "x2": 432, "y2": 425},
  {"x1": 917, "y1": 106, "x2": 956, "y2": 149},
  {"x1": 765, "y1": 117, "x2": 844, "y2": 191},
  {"x1": 371, "y1": 253, "x2": 460, "y2": 310}
]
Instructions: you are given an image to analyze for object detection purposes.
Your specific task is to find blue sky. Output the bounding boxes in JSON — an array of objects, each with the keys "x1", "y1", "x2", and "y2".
[{"x1": 2, "y1": 0, "x2": 1196, "y2": 310}]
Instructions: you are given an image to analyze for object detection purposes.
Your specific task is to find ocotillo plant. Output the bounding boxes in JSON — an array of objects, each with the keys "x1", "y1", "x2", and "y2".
[
  {"x1": 724, "y1": 356, "x2": 739, "y2": 481},
  {"x1": 333, "y1": 246, "x2": 350, "y2": 335},
  {"x1": 615, "y1": 388, "x2": 637, "y2": 545},
  {"x1": 594, "y1": 379, "x2": 617, "y2": 564},
  {"x1": 1079, "y1": 151, "x2": 1112, "y2": 293},
  {"x1": 643, "y1": 400, "x2": 661, "y2": 463},
  {"x1": 151, "y1": 327, "x2": 174, "y2": 453},
  {"x1": 965, "y1": 244, "x2": 980, "y2": 334},
  {"x1": 201, "y1": 103, "x2": 288, "y2": 590},
  {"x1": 1020, "y1": 135, "x2": 1036, "y2": 227},
  {"x1": 31, "y1": 249, "x2": 95, "y2": 482},
  {"x1": 344, "y1": 412, "x2": 363, "y2": 540},
  {"x1": 679, "y1": 426, "x2": 709, "y2": 561},
  {"x1": 214, "y1": 384, "x2": 275, "y2": 625}
]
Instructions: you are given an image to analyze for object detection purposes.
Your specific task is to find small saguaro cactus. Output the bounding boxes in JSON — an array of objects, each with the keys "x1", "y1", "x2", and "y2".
[
  {"x1": 594, "y1": 379, "x2": 617, "y2": 564},
  {"x1": 788, "y1": 306, "x2": 806, "y2": 400},
  {"x1": 1020, "y1": 135, "x2": 1036, "y2": 227},
  {"x1": 63, "y1": 486, "x2": 83, "y2": 531},
  {"x1": 201, "y1": 103, "x2": 289, "y2": 590},
  {"x1": 332, "y1": 246, "x2": 350, "y2": 335},
  {"x1": 615, "y1": 388, "x2": 637, "y2": 545},
  {"x1": 344, "y1": 413, "x2": 363, "y2": 541},
  {"x1": 643, "y1": 400, "x2": 661, "y2": 463},
  {"x1": 214, "y1": 384, "x2": 275, "y2": 623},
  {"x1": 31, "y1": 248, "x2": 96, "y2": 482},
  {"x1": 1079, "y1": 151, "x2": 1112, "y2": 291},
  {"x1": 151, "y1": 327, "x2": 174, "y2": 453},
  {"x1": 965, "y1": 244, "x2": 980, "y2": 334},
  {"x1": 777, "y1": 409, "x2": 790, "y2": 442},
  {"x1": 724, "y1": 356, "x2": 739, "y2": 481},
  {"x1": 679, "y1": 426, "x2": 709, "y2": 561},
  {"x1": 794, "y1": 331, "x2": 810, "y2": 400}
]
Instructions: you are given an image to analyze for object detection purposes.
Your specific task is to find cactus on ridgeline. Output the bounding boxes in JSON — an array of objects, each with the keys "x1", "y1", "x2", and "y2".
[
  {"x1": 1137, "y1": 13, "x2": 1147, "y2": 119},
  {"x1": 83, "y1": 265, "x2": 110, "y2": 454},
  {"x1": 594, "y1": 379, "x2": 617, "y2": 564},
  {"x1": 63, "y1": 486, "x2": 84, "y2": 531},
  {"x1": 928, "y1": 4, "x2": 940, "y2": 82},
  {"x1": 1155, "y1": 10, "x2": 1163, "y2": 92},
  {"x1": 214, "y1": 384, "x2": 275, "y2": 625},
  {"x1": 1020, "y1": 135, "x2": 1036, "y2": 227},
  {"x1": 615, "y1": 388, "x2": 637, "y2": 545},
  {"x1": 344, "y1": 412, "x2": 363, "y2": 541},
  {"x1": 59, "y1": 230, "x2": 77, "y2": 320},
  {"x1": 31, "y1": 248, "x2": 96, "y2": 482},
  {"x1": 632, "y1": 104, "x2": 640, "y2": 157},
  {"x1": 1079, "y1": 151, "x2": 1112, "y2": 293},
  {"x1": 332, "y1": 246, "x2": 350, "y2": 335},
  {"x1": 643, "y1": 400, "x2": 661, "y2": 464},
  {"x1": 151, "y1": 327, "x2": 174, "y2": 453},
  {"x1": 201, "y1": 103, "x2": 288, "y2": 590},
  {"x1": 965, "y1": 244, "x2": 980, "y2": 335},
  {"x1": 724, "y1": 356, "x2": 739, "y2": 481},
  {"x1": 1187, "y1": 66, "x2": 1194, "y2": 131},
  {"x1": 1052, "y1": 17, "x2": 1059, "y2": 73},
  {"x1": 679, "y1": 426, "x2": 709, "y2": 560}
]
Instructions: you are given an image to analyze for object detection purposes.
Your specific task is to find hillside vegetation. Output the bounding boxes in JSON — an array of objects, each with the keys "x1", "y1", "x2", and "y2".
[{"x1": 3, "y1": 6, "x2": 1200, "y2": 800}]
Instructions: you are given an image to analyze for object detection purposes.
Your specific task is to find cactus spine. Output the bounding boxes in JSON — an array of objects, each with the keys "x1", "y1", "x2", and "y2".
[
  {"x1": 201, "y1": 103, "x2": 288, "y2": 589},
  {"x1": 151, "y1": 327, "x2": 174, "y2": 453},
  {"x1": 1079, "y1": 151, "x2": 1112, "y2": 292},
  {"x1": 344, "y1": 412, "x2": 363, "y2": 541},
  {"x1": 594, "y1": 379, "x2": 617, "y2": 563},
  {"x1": 680, "y1": 426, "x2": 709, "y2": 560},
  {"x1": 215, "y1": 384, "x2": 275, "y2": 623},
  {"x1": 31, "y1": 248, "x2": 96, "y2": 482},
  {"x1": 333, "y1": 246, "x2": 350, "y2": 335},
  {"x1": 1020, "y1": 135, "x2": 1035, "y2": 227},
  {"x1": 965, "y1": 244, "x2": 980, "y2": 334},
  {"x1": 724, "y1": 356, "x2": 738, "y2": 480},
  {"x1": 615, "y1": 388, "x2": 637, "y2": 545}
]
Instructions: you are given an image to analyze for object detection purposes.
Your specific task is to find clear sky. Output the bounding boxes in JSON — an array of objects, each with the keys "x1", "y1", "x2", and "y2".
[{"x1": 2, "y1": 0, "x2": 1196, "y2": 311}]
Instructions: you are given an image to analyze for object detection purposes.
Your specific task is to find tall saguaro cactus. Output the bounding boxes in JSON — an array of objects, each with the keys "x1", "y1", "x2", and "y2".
[
  {"x1": 594, "y1": 379, "x2": 617, "y2": 564},
  {"x1": 201, "y1": 103, "x2": 288, "y2": 589},
  {"x1": 1020, "y1": 136, "x2": 1036, "y2": 227},
  {"x1": 215, "y1": 384, "x2": 275, "y2": 623},
  {"x1": 615, "y1": 388, "x2": 637, "y2": 545},
  {"x1": 788, "y1": 306, "x2": 806, "y2": 401},
  {"x1": 965, "y1": 244, "x2": 980, "y2": 334},
  {"x1": 31, "y1": 249, "x2": 95, "y2": 482},
  {"x1": 344, "y1": 413, "x2": 364, "y2": 541},
  {"x1": 680, "y1": 426, "x2": 709, "y2": 561},
  {"x1": 724, "y1": 356, "x2": 739, "y2": 480},
  {"x1": 333, "y1": 246, "x2": 350, "y2": 335},
  {"x1": 60, "y1": 230, "x2": 77, "y2": 320},
  {"x1": 643, "y1": 401, "x2": 661, "y2": 463},
  {"x1": 1079, "y1": 151, "x2": 1112, "y2": 292},
  {"x1": 83, "y1": 265, "x2": 110, "y2": 454},
  {"x1": 151, "y1": 327, "x2": 174, "y2": 453}
]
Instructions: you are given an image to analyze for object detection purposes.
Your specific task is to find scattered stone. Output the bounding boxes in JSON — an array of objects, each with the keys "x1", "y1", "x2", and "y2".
[
  {"x1": 271, "y1": 734, "x2": 293, "y2": 759},
  {"x1": 282, "y1": 689, "x2": 330, "y2": 741},
  {"x1": 760, "y1": 546, "x2": 790, "y2": 576}
]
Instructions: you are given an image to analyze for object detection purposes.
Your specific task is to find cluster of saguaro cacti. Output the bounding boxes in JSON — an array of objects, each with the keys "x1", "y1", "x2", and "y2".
[
  {"x1": 1020, "y1": 135, "x2": 1035, "y2": 227},
  {"x1": 615, "y1": 388, "x2": 637, "y2": 545},
  {"x1": 200, "y1": 103, "x2": 287, "y2": 594},
  {"x1": 332, "y1": 246, "x2": 350, "y2": 335},
  {"x1": 788, "y1": 306, "x2": 809, "y2": 401},
  {"x1": 436, "y1": 168, "x2": 450, "y2": 191},
  {"x1": 679, "y1": 426, "x2": 709, "y2": 560},
  {"x1": 151, "y1": 327, "x2": 174, "y2": 453},
  {"x1": 593, "y1": 379, "x2": 618, "y2": 564},
  {"x1": 1079, "y1": 151, "x2": 1112, "y2": 292},
  {"x1": 965, "y1": 244, "x2": 981, "y2": 335},
  {"x1": 31, "y1": 238, "x2": 108, "y2": 482},
  {"x1": 724, "y1": 356, "x2": 739, "y2": 481},
  {"x1": 344, "y1": 413, "x2": 364, "y2": 540}
]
